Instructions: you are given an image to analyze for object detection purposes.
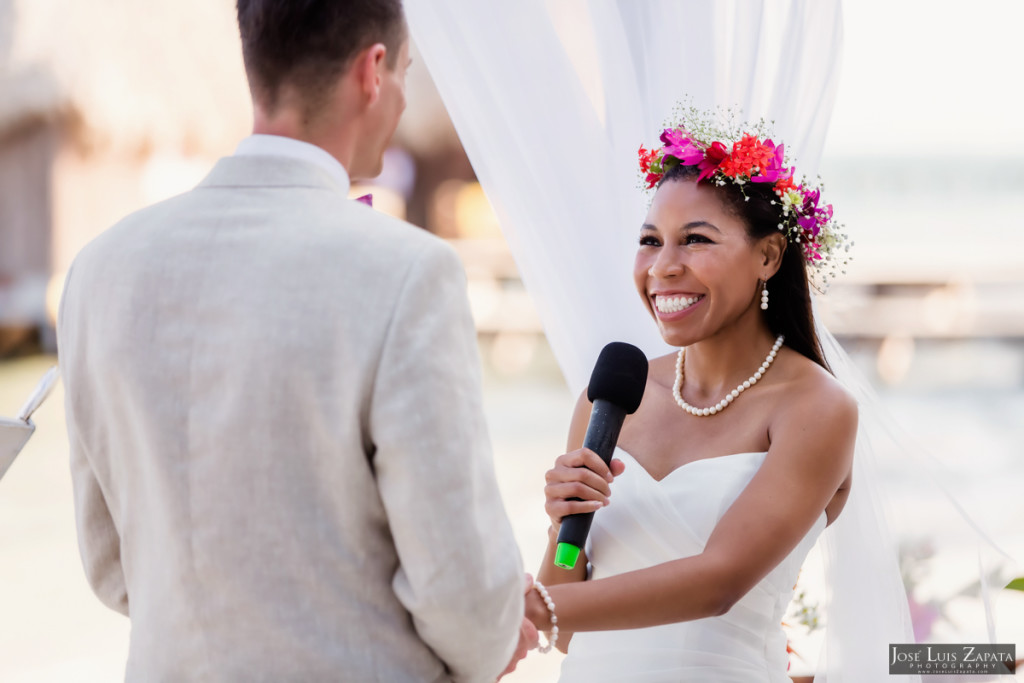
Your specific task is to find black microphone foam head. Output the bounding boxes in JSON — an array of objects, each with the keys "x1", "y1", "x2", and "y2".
[{"x1": 586, "y1": 342, "x2": 649, "y2": 414}]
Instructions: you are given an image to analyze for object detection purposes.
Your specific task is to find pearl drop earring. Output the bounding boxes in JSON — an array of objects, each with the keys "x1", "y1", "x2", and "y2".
[{"x1": 760, "y1": 280, "x2": 769, "y2": 311}]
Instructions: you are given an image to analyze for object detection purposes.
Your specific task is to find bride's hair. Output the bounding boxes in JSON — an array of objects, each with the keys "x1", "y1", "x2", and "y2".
[{"x1": 661, "y1": 164, "x2": 830, "y2": 371}]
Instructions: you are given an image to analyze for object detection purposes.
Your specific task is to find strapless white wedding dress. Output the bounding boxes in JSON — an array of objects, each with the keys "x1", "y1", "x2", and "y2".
[{"x1": 558, "y1": 448, "x2": 826, "y2": 683}]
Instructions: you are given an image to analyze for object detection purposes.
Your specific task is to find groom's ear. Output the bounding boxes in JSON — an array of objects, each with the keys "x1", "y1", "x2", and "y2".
[{"x1": 353, "y1": 43, "x2": 389, "y2": 106}]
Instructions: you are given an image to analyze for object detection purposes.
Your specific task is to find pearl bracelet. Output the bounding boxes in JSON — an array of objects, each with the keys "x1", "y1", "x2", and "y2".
[{"x1": 532, "y1": 580, "x2": 559, "y2": 654}]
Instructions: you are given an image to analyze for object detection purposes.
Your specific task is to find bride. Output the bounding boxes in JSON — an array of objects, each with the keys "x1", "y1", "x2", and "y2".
[
  {"x1": 404, "y1": 2, "x2": 1008, "y2": 679},
  {"x1": 526, "y1": 121, "x2": 855, "y2": 682}
]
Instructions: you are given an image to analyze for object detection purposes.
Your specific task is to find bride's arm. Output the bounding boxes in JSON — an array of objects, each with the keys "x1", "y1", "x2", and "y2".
[
  {"x1": 536, "y1": 390, "x2": 625, "y2": 652},
  {"x1": 537, "y1": 390, "x2": 621, "y2": 587},
  {"x1": 527, "y1": 381, "x2": 857, "y2": 634}
]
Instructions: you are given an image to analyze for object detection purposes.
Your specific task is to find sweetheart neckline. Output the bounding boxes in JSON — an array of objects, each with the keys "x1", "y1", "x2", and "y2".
[
  {"x1": 614, "y1": 447, "x2": 829, "y2": 528},
  {"x1": 614, "y1": 447, "x2": 767, "y2": 485}
]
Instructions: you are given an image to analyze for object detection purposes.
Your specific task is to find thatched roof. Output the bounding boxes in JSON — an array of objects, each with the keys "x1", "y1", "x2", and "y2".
[
  {"x1": 0, "y1": 64, "x2": 64, "y2": 138},
  {"x1": 0, "y1": 0, "x2": 459, "y2": 159},
  {"x1": 2, "y1": 0, "x2": 251, "y2": 157}
]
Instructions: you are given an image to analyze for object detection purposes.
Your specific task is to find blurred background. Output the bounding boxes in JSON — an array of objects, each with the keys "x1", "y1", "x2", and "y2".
[{"x1": 1, "y1": 0, "x2": 1021, "y2": 680}]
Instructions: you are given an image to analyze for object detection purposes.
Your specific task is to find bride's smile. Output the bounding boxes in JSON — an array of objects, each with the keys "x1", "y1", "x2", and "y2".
[{"x1": 652, "y1": 293, "x2": 703, "y2": 315}]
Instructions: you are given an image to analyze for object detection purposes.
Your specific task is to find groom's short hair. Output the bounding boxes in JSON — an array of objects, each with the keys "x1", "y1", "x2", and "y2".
[{"x1": 236, "y1": 0, "x2": 406, "y2": 112}]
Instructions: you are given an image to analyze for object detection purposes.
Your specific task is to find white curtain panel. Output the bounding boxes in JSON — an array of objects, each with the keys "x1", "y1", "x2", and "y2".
[{"x1": 406, "y1": 0, "x2": 843, "y2": 395}]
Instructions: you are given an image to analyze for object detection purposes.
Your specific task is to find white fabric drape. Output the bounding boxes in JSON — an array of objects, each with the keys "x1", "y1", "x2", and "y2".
[
  {"x1": 407, "y1": 0, "x2": 842, "y2": 396},
  {"x1": 408, "y1": 2, "x2": 1009, "y2": 681}
]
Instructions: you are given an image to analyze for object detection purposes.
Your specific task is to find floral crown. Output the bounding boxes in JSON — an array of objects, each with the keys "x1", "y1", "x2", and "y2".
[{"x1": 638, "y1": 105, "x2": 850, "y2": 285}]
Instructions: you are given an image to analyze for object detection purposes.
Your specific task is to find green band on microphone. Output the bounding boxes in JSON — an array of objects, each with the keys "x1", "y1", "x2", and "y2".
[{"x1": 554, "y1": 542, "x2": 581, "y2": 570}]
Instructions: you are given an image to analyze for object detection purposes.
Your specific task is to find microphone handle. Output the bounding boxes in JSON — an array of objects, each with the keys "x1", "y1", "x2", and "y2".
[{"x1": 555, "y1": 400, "x2": 627, "y2": 556}]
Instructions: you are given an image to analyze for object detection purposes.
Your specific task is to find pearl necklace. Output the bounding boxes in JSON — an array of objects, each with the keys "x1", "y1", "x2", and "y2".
[{"x1": 673, "y1": 335, "x2": 784, "y2": 416}]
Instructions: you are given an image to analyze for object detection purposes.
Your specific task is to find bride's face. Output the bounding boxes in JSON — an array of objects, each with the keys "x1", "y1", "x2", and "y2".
[{"x1": 634, "y1": 180, "x2": 766, "y2": 347}]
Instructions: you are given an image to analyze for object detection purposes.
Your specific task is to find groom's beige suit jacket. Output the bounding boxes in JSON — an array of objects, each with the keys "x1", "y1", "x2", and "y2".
[{"x1": 57, "y1": 146, "x2": 524, "y2": 682}]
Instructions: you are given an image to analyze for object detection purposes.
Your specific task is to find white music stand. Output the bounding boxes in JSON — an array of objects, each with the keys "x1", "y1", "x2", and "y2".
[{"x1": 0, "y1": 366, "x2": 60, "y2": 481}]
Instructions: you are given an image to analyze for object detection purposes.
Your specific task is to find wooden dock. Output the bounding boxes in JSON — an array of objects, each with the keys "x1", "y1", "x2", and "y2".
[{"x1": 451, "y1": 239, "x2": 1024, "y2": 339}]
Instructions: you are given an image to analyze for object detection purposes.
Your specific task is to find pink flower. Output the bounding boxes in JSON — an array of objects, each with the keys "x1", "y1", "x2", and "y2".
[
  {"x1": 660, "y1": 128, "x2": 705, "y2": 166},
  {"x1": 908, "y1": 595, "x2": 940, "y2": 642},
  {"x1": 751, "y1": 141, "x2": 794, "y2": 184}
]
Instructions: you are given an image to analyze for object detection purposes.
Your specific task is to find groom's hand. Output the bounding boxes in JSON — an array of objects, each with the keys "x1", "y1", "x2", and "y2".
[
  {"x1": 497, "y1": 575, "x2": 540, "y2": 680},
  {"x1": 496, "y1": 617, "x2": 539, "y2": 679}
]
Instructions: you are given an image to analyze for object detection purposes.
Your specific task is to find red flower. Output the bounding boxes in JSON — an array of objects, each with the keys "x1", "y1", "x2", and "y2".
[
  {"x1": 638, "y1": 145, "x2": 657, "y2": 175},
  {"x1": 774, "y1": 176, "x2": 798, "y2": 194},
  {"x1": 698, "y1": 141, "x2": 729, "y2": 181},
  {"x1": 720, "y1": 134, "x2": 774, "y2": 178},
  {"x1": 638, "y1": 146, "x2": 665, "y2": 188}
]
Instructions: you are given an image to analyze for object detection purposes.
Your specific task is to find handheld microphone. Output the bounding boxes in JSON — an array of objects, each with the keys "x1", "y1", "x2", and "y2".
[{"x1": 554, "y1": 342, "x2": 648, "y2": 569}]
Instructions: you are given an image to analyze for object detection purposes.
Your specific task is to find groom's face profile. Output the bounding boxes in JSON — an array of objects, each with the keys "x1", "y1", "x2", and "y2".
[
  {"x1": 351, "y1": 36, "x2": 411, "y2": 179},
  {"x1": 236, "y1": 0, "x2": 408, "y2": 176}
]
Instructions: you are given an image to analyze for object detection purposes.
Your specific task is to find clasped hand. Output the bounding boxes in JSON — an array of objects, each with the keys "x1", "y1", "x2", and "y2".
[
  {"x1": 497, "y1": 575, "x2": 540, "y2": 679},
  {"x1": 498, "y1": 449, "x2": 625, "y2": 679}
]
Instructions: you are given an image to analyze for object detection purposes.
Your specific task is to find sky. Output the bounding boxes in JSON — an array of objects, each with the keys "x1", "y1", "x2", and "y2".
[{"x1": 824, "y1": 0, "x2": 1024, "y2": 158}]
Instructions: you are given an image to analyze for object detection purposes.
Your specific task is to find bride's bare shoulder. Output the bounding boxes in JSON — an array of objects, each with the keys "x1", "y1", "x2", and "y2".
[{"x1": 776, "y1": 348, "x2": 858, "y2": 428}]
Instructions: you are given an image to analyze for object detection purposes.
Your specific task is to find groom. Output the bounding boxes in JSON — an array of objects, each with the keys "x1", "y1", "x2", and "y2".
[{"x1": 57, "y1": 1, "x2": 530, "y2": 680}]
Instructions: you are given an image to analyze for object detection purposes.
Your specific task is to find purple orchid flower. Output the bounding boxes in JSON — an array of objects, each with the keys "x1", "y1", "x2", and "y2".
[
  {"x1": 797, "y1": 214, "x2": 818, "y2": 234},
  {"x1": 660, "y1": 128, "x2": 705, "y2": 166},
  {"x1": 801, "y1": 188, "x2": 821, "y2": 213}
]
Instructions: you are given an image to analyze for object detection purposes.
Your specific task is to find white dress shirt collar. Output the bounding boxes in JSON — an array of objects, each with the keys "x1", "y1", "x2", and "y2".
[{"x1": 234, "y1": 134, "x2": 350, "y2": 194}]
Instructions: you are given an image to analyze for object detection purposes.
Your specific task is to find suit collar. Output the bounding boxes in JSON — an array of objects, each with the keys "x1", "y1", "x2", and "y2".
[
  {"x1": 233, "y1": 135, "x2": 351, "y2": 192},
  {"x1": 197, "y1": 155, "x2": 346, "y2": 193}
]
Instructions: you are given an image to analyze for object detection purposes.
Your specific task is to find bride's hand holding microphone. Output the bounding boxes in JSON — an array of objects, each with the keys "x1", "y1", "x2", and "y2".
[
  {"x1": 546, "y1": 342, "x2": 647, "y2": 572},
  {"x1": 544, "y1": 448, "x2": 624, "y2": 532}
]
